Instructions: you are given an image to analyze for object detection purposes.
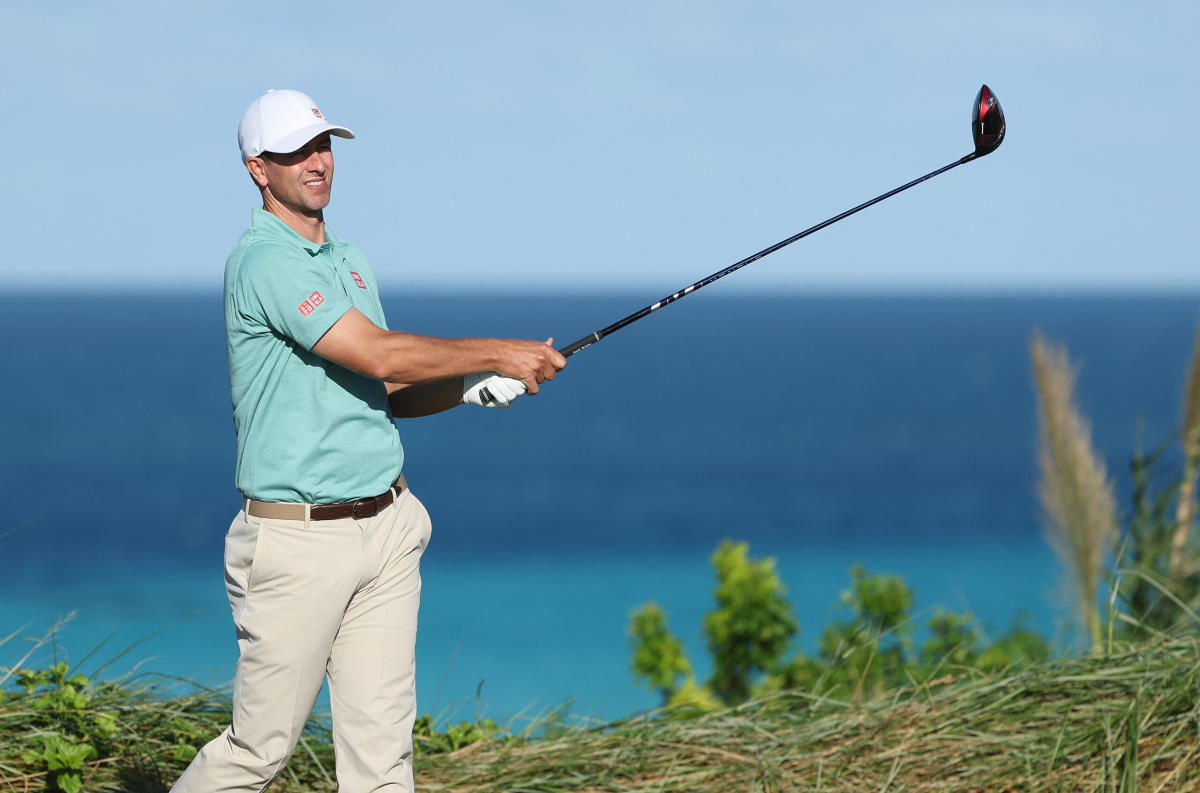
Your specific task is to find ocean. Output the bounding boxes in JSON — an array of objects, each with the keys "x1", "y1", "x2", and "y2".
[{"x1": 2, "y1": 291, "x2": 1196, "y2": 722}]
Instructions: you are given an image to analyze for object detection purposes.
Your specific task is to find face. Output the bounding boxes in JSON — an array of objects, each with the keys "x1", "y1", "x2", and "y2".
[{"x1": 247, "y1": 133, "x2": 335, "y2": 218}]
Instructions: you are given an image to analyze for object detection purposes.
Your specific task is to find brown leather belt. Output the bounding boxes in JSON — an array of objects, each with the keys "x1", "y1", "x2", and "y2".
[{"x1": 245, "y1": 474, "x2": 407, "y2": 521}]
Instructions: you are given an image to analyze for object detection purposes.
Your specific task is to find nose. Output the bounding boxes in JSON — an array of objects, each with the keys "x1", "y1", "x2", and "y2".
[{"x1": 303, "y1": 149, "x2": 327, "y2": 173}]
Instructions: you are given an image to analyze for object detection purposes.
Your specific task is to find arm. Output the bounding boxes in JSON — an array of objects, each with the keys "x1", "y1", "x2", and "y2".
[
  {"x1": 312, "y1": 307, "x2": 566, "y2": 395},
  {"x1": 385, "y1": 379, "x2": 465, "y2": 418}
]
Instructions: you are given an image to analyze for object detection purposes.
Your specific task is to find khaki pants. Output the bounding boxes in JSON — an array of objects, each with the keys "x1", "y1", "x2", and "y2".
[{"x1": 172, "y1": 488, "x2": 432, "y2": 793}]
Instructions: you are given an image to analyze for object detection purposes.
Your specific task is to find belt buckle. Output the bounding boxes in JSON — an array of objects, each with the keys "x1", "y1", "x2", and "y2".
[{"x1": 351, "y1": 497, "x2": 379, "y2": 519}]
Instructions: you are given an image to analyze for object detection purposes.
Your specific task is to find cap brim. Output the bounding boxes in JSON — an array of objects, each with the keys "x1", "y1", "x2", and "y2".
[{"x1": 264, "y1": 122, "x2": 355, "y2": 156}]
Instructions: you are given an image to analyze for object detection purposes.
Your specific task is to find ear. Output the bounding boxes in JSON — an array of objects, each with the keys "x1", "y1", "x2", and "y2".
[{"x1": 245, "y1": 157, "x2": 270, "y2": 188}]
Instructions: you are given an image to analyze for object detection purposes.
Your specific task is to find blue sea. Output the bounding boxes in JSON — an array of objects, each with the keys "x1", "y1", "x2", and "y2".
[{"x1": 3, "y1": 291, "x2": 1197, "y2": 723}]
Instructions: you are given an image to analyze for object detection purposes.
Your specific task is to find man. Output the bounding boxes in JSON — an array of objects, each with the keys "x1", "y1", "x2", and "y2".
[{"x1": 172, "y1": 89, "x2": 566, "y2": 793}]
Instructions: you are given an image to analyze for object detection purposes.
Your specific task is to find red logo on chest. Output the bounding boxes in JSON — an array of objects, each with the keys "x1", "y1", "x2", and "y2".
[
  {"x1": 298, "y1": 291, "x2": 325, "y2": 316},
  {"x1": 350, "y1": 271, "x2": 367, "y2": 290}
]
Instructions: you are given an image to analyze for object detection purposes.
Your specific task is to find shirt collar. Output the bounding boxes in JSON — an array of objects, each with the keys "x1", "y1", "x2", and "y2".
[{"x1": 251, "y1": 207, "x2": 341, "y2": 256}]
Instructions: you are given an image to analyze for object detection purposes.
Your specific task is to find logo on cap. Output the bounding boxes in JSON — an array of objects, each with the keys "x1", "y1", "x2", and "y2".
[{"x1": 311, "y1": 108, "x2": 324, "y2": 119}]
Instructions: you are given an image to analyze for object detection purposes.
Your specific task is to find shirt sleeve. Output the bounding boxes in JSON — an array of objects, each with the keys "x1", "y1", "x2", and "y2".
[
  {"x1": 344, "y1": 244, "x2": 389, "y2": 330},
  {"x1": 235, "y1": 242, "x2": 355, "y2": 351}
]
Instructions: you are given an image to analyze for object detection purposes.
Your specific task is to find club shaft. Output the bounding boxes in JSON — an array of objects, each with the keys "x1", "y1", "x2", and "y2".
[{"x1": 558, "y1": 153, "x2": 974, "y2": 358}]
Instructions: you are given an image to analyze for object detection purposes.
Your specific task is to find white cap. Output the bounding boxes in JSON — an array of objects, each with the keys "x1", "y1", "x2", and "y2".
[{"x1": 237, "y1": 89, "x2": 355, "y2": 162}]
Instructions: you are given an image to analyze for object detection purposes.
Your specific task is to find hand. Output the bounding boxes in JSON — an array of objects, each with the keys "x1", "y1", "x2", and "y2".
[
  {"x1": 462, "y1": 371, "x2": 527, "y2": 408},
  {"x1": 495, "y1": 338, "x2": 567, "y2": 395}
]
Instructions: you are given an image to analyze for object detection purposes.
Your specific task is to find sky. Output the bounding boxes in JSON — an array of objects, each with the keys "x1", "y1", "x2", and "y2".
[{"x1": 1, "y1": 0, "x2": 1197, "y2": 294}]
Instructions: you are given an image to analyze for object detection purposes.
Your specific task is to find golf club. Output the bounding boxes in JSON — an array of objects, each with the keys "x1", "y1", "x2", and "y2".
[{"x1": 481, "y1": 84, "x2": 1005, "y2": 404}]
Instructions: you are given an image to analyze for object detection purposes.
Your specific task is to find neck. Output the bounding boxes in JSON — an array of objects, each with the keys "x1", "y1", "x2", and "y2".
[{"x1": 261, "y1": 193, "x2": 326, "y2": 244}]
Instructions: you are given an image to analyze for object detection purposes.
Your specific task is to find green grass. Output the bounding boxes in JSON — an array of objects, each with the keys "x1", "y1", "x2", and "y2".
[
  {"x1": 5, "y1": 636, "x2": 1200, "y2": 792},
  {"x1": 415, "y1": 638, "x2": 1200, "y2": 792}
]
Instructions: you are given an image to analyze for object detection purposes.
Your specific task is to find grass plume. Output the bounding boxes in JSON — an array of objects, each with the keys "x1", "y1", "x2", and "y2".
[
  {"x1": 1031, "y1": 330, "x2": 1118, "y2": 651},
  {"x1": 1171, "y1": 313, "x2": 1200, "y2": 581}
]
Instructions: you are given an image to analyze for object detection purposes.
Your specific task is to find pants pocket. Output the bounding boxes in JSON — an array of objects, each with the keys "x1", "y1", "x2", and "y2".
[
  {"x1": 407, "y1": 491, "x2": 433, "y2": 553},
  {"x1": 224, "y1": 512, "x2": 264, "y2": 611}
]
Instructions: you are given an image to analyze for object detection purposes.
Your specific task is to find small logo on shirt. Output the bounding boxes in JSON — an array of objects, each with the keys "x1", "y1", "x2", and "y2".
[
  {"x1": 350, "y1": 271, "x2": 367, "y2": 290},
  {"x1": 311, "y1": 107, "x2": 324, "y2": 119},
  {"x1": 298, "y1": 291, "x2": 325, "y2": 317}
]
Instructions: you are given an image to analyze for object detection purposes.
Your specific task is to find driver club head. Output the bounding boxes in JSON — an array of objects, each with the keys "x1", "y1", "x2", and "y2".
[{"x1": 972, "y1": 84, "x2": 1005, "y2": 157}]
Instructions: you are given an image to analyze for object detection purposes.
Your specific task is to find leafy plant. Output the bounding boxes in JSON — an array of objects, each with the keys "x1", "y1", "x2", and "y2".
[
  {"x1": 412, "y1": 713, "x2": 510, "y2": 755},
  {"x1": 816, "y1": 564, "x2": 915, "y2": 697},
  {"x1": 921, "y1": 608, "x2": 979, "y2": 668},
  {"x1": 8, "y1": 662, "x2": 119, "y2": 792},
  {"x1": 703, "y1": 540, "x2": 798, "y2": 703},
  {"x1": 21, "y1": 735, "x2": 97, "y2": 793},
  {"x1": 629, "y1": 544, "x2": 1050, "y2": 709},
  {"x1": 629, "y1": 602, "x2": 691, "y2": 705}
]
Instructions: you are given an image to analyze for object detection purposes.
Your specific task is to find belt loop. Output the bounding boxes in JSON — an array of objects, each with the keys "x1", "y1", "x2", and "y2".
[{"x1": 304, "y1": 503, "x2": 311, "y2": 529}]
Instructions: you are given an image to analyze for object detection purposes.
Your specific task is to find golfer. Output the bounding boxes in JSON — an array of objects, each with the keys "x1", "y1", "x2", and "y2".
[{"x1": 172, "y1": 89, "x2": 565, "y2": 793}]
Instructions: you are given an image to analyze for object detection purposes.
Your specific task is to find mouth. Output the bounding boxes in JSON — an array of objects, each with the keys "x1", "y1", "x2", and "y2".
[{"x1": 304, "y1": 178, "x2": 327, "y2": 189}]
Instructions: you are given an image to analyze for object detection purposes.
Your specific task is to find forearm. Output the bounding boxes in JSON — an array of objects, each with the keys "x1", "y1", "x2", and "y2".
[
  {"x1": 387, "y1": 378, "x2": 465, "y2": 418},
  {"x1": 371, "y1": 332, "x2": 505, "y2": 384},
  {"x1": 314, "y1": 310, "x2": 505, "y2": 382},
  {"x1": 312, "y1": 308, "x2": 565, "y2": 394}
]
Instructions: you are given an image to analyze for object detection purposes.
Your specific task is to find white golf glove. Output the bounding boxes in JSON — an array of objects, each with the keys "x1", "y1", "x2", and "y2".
[{"x1": 462, "y1": 371, "x2": 527, "y2": 408}]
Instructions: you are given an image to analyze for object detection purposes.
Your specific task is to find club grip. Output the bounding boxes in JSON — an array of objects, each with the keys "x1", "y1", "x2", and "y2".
[
  {"x1": 558, "y1": 332, "x2": 601, "y2": 358},
  {"x1": 479, "y1": 386, "x2": 495, "y2": 405}
]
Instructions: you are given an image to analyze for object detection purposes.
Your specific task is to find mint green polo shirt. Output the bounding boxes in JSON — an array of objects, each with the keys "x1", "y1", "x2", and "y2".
[{"x1": 224, "y1": 208, "x2": 403, "y2": 503}]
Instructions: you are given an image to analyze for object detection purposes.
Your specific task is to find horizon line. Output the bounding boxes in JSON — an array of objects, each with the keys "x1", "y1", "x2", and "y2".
[{"x1": 5, "y1": 283, "x2": 1200, "y2": 299}]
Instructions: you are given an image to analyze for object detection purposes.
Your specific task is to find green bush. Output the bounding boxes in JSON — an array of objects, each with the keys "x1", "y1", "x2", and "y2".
[
  {"x1": 629, "y1": 543, "x2": 1051, "y2": 707},
  {"x1": 703, "y1": 541, "x2": 797, "y2": 703}
]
